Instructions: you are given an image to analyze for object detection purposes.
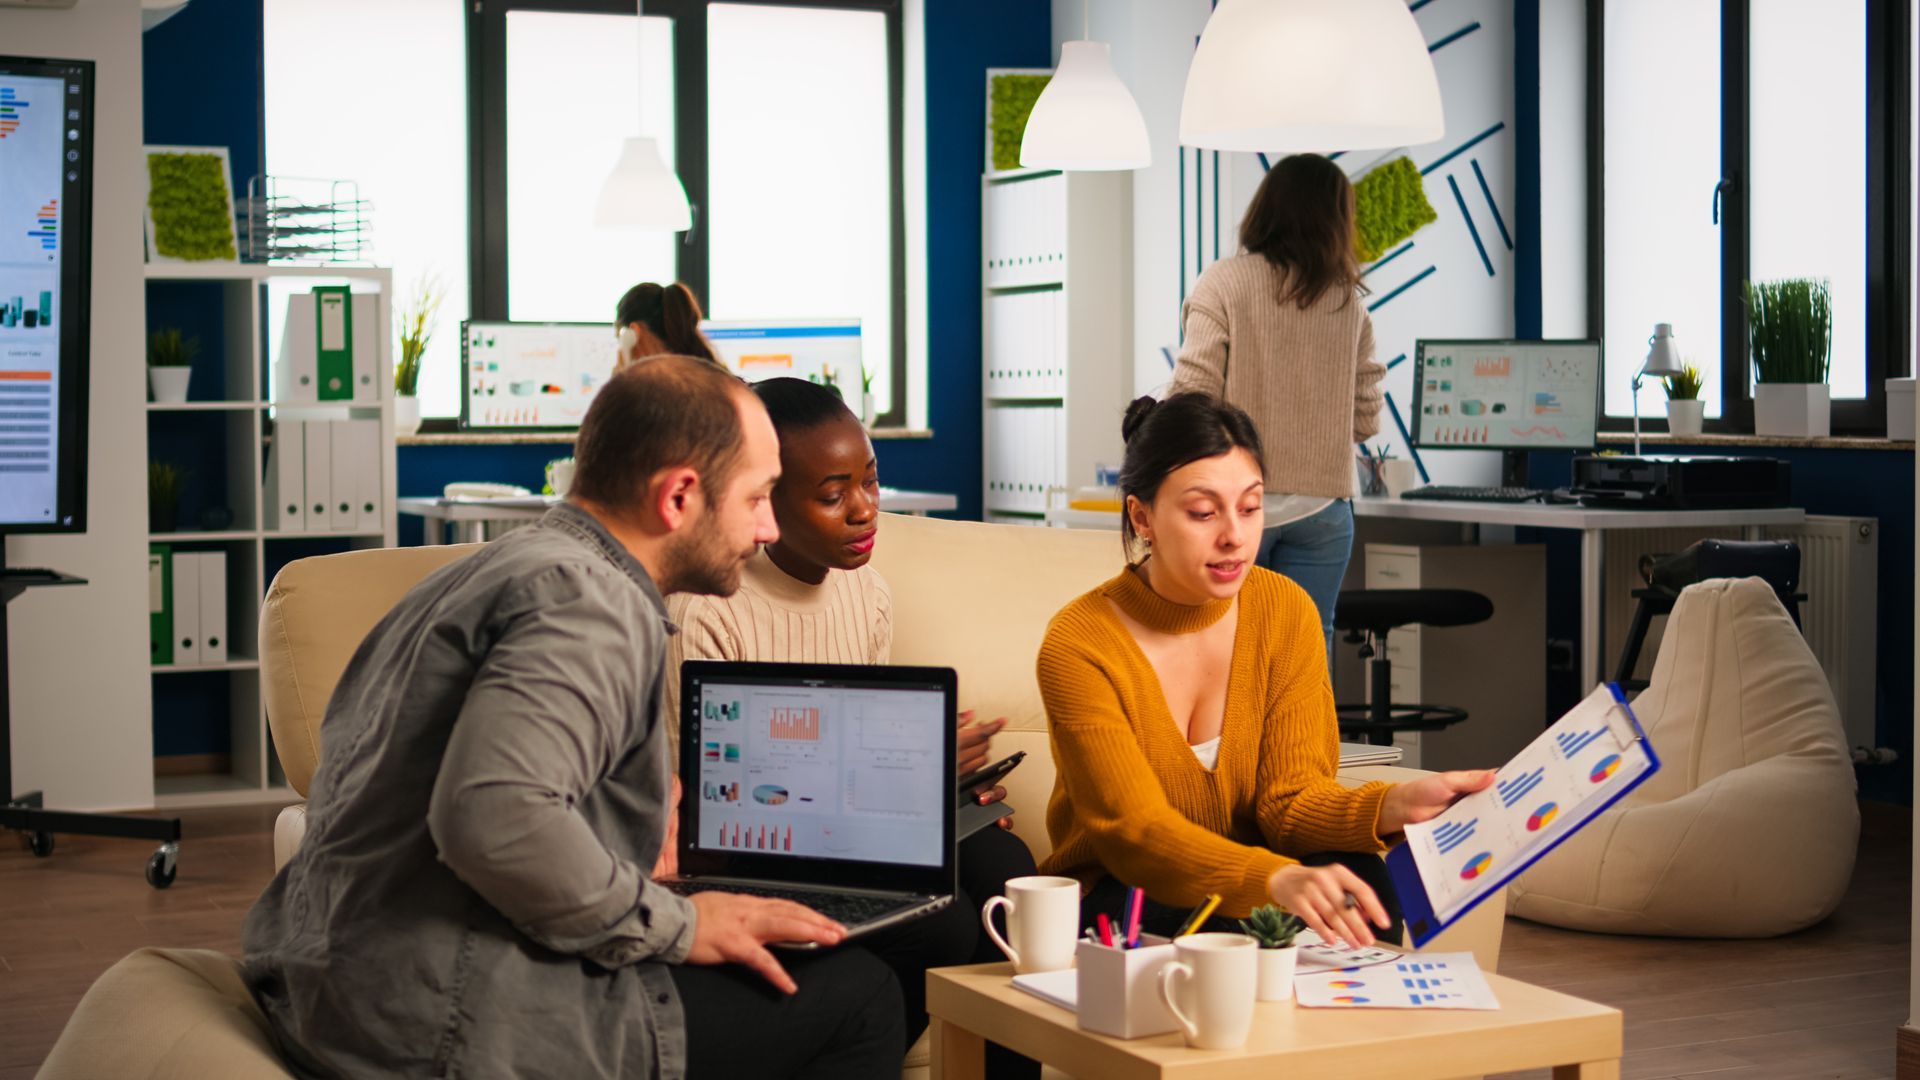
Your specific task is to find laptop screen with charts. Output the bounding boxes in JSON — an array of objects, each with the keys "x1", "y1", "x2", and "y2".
[{"x1": 676, "y1": 661, "x2": 957, "y2": 903}]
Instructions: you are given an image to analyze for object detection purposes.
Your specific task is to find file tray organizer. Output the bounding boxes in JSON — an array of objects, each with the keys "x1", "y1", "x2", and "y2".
[{"x1": 1075, "y1": 934, "x2": 1180, "y2": 1039}]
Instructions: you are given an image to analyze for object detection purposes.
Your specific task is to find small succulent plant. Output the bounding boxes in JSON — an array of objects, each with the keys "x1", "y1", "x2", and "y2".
[{"x1": 1239, "y1": 904, "x2": 1307, "y2": 949}]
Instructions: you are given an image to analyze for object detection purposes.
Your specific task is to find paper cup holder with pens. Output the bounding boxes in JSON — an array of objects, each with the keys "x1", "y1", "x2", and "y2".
[{"x1": 1074, "y1": 935, "x2": 1182, "y2": 1039}]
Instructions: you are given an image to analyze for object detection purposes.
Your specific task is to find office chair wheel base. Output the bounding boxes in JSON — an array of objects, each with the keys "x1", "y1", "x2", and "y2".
[
  {"x1": 27, "y1": 830, "x2": 53, "y2": 858},
  {"x1": 146, "y1": 843, "x2": 178, "y2": 889}
]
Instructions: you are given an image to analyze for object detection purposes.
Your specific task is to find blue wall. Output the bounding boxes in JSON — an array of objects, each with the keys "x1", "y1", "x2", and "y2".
[{"x1": 143, "y1": 0, "x2": 263, "y2": 205}]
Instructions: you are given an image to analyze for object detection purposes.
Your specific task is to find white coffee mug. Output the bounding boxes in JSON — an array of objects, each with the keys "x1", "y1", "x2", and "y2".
[
  {"x1": 1380, "y1": 458, "x2": 1420, "y2": 498},
  {"x1": 981, "y1": 875, "x2": 1080, "y2": 975},
  {"x1": 546, "y1": 458, "x2": 576, "y2": 498},
  {"x1": 1157, "y1": 932, "x2": 1258, "y2": 1050}
]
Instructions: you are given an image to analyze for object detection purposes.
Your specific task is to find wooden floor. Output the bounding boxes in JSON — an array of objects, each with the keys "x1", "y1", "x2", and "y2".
[{"x1": 0, "y1": 801, "x2": 1909, "y2": 1079}]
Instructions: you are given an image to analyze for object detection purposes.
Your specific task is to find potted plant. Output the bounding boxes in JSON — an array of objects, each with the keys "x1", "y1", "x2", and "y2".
[
  {"x1": 1745, "y1": 277, "x2": 1832, "y2": 437},
  {"x1": 394, "y1": 273, "x2": 444, "y2": 437},
  {"x1": 860, "y1": 364, "x2": 876, "y2": 427},
  {"x1": 148, "y1": 461, "x2": 185, "y2": 533},
  {"x1": 147, "y1": 328, "x2": 197, "y2": 403},
  {"x1": 1663, "y1": 363, "x2": 1705, "y2": 438},
  {"x1": 1239, "y1": 904, "x2": 1306, "y2": 1002}
]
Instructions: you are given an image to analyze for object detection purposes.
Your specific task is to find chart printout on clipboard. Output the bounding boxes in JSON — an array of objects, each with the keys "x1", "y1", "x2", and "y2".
[{"x1": 1390, "y1": 684, "x2": 1660, "y2": 944}]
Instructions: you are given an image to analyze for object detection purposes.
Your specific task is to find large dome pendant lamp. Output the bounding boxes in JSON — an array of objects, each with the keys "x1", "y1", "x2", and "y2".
[
  {"x1": 1019, "y1": 0, "x2": 1151, "y2": 171},
  {"x1": 1179, "y1": 0, "x2": 1444, "y2": 153}
]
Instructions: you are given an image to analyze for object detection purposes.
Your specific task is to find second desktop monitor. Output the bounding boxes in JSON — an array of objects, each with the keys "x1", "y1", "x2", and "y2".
[{"x1": 1411, "y1": 339, "x2": 1602, "y2": 452}]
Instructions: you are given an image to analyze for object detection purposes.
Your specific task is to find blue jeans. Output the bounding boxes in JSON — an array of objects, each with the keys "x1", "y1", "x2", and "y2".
[{"x1": 1257, "y1": 499, "x2": 1355, "y2": 661}]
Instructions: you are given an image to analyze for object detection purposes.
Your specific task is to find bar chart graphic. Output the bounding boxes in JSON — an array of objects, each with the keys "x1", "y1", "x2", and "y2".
[
  {"x1": 0, "y1": 85, "x2": 29, "y2": 140},
  {"x1": 1472, "y1": 355, "x2": 1510, "y2": 377},
  {"x1": 769, "y1": 706, "x2": 822, "y2": 742},
  {"x1": 1555, "y1": 727, "x2": 1605, "y2": 759},
  {"x1": 1496, "y1": 767, "x2": 1546, "y2": 809},
  {"x1": 715, "y1": 822, "x2": 794, "y2": 851},
  {"x1": 1432, "y1": 817, "x2": 1478, "y2": 855},
  {"x1": 27, "y1": 200, "x2": 54, "y2": 252}
]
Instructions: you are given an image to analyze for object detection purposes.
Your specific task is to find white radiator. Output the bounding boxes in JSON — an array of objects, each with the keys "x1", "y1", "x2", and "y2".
[{"x1": 1603, "y1": 516, "x2": 1880, "y2": 753}]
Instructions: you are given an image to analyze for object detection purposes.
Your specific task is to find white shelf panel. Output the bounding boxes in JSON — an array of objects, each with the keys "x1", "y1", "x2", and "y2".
[
  {"x1": 149, "y1": 530, "x2": 259, "y2": 542},
  {"x1": 151, "y1": 656, "x2": 260, "y2": 675},
  {"x1": 147, "y1": 401, "x2": 267, "y2": 412},
  {"x1": 263, "y1": 530, "x2": 387, "y2": 541},
  {"x1": 144, "y1": 262, "x2": 390, "y2": 282}
]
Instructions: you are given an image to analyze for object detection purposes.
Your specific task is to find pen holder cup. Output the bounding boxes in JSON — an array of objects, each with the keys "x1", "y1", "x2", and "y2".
[{"x1": 1075, "y1": 935, "x2": 1182, "y2": 1039}]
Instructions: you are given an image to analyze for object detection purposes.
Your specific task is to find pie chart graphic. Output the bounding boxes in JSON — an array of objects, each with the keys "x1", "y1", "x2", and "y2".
[
  {"x1": 1589, "y1": 754, "x2": 1622, "y2": 784},
  {"x1": 1332, "y1": 996, "x2": 1371, "y2": 1005},
  {"x1": 1526, "y1": 802, "x2": 1559, "y2": 832},
  {"x1": 1459, "y1": 852, "x2": 1493, "y2": 881},
  {"x1": 1328, "y1": 980, "x2": 1366, "y2": 989},
  {"x1": 752, "y1": 784, "x2": 789, "y2": 806}
]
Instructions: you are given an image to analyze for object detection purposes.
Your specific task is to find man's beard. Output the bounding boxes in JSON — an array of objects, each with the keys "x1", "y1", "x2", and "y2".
[{"x1": 660, "y1": 517, "x2": 755, "y2": 596}]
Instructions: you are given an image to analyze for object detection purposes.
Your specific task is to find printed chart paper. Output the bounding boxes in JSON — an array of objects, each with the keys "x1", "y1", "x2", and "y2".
[{"x1": 1295, "y1": 952, "x2": 1500, "y2": 1010}]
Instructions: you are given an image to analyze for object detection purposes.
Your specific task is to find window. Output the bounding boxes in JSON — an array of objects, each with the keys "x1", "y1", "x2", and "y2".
[
  {"x1": 265, "y1": 0, "x2": 469, "y2": 418},
  {"x1": 471, "y1": 0, "x2": 907, "y2": 425},
  {"x1": 1592, "y1": 0, "x2": 1908, "y2": 433},
  {"x1": 706, "y1": 3, "x2": 896, "y2": 415}
]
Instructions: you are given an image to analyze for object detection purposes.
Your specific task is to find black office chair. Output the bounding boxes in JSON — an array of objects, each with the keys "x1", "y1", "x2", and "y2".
[
  {"x1": 1611, "y1": 539, "x2": 1804, "y2": 692},
  {"x1": 1334, "y1": 589, "x2": 1496, "y2": 746}
]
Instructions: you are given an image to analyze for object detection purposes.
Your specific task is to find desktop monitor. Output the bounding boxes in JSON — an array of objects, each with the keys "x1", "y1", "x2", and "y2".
[
  {"x1": 0, "y1": 56, "x2": 93, "y2": 533},
  {"x1": 1411, "y1": 339, "x2": 1602, "y2": 453},
  {"x1": 702, "y1": 318, "x2": 862, "y2": 404},
  {"x1": 460, "y1": 321, "x2": 612, "y2": 431}
]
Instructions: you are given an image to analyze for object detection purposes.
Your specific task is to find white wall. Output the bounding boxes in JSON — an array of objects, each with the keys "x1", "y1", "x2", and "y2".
[
  {"x1": 1539, "y1": 0, "x2": 1586, "y2": 339},
  {"x1": 3, "y1": 0, "x2": 153, "y2": 811},
  {"x1": 1053, "y1": 0, "x2": 1519, "y2": 484}
]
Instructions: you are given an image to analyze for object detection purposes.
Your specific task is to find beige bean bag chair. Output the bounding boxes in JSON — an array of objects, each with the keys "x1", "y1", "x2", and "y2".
[{"x1": 1509, "y1": 577, "x2": 1858, "y2": 937}]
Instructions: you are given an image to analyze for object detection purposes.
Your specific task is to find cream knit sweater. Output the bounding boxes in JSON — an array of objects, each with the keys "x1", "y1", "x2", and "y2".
[{"x1": 1172, "y1": 254, "x2": 1385, "y2": 499}]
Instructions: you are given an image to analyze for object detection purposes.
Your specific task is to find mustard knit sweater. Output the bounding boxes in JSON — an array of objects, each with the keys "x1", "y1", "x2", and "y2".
[
  {"x1": 1036, "y1": 564, "x2": 1390, "y2": 917},
  {"x1": 1172, "y1": 253, "x2": 1385, "y2": 499}
]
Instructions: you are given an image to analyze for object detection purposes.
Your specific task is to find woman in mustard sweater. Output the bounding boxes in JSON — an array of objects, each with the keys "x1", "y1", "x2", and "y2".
[{"x1": 1037, "y1": 393, "x2": 1491, "y2": 946}]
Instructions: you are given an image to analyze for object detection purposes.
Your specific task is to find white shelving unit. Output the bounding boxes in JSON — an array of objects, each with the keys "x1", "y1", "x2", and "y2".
[
  {"x1": 979, "y1": 168, "x2": 1131, "y2": 523},
  {"x1": 144, "y1": 263, "x2": 396, "y2": 807}
]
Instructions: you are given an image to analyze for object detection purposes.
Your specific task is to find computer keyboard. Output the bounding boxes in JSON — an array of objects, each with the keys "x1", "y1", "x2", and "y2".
[
  {"x1": 1400, "y1": 485, "x2": 1549, "y2": 504},
  {"x1": 660, "y1": 880, "x2": 916, "y2": 927}
]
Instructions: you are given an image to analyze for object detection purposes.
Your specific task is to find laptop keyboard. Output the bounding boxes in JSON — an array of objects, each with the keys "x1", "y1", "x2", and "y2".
[{"x1": 661, "y1": 880, "x2": 917, "y2": 927}]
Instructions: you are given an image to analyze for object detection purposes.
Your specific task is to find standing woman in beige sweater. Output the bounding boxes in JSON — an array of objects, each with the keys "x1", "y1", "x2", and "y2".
[{"x1": 1171, "y1": 154, "x2": 1385, "y2": 658}]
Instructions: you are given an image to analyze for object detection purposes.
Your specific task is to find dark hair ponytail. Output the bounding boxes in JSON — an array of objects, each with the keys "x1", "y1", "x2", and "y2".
[
  {"x1": 615, "y1": 281, "x2": 721, "y2": 367},
  {"x1": 1117, "y1": 392, "x2": 1265, "y2": 558}
]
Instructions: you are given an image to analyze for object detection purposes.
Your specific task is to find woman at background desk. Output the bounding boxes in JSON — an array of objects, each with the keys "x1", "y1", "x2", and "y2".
[
  {"x1": 1037, "y1": 393, "x2": 1489, "y2": 945},
  {"x1": 615, "y1": 280, "x2": 723, "y2": 370},
  {"x1": 1171, "y1": 153, "x2": 1385, "y2": 660},
  {"x1": 662, "y1": 378, "x2": 1036, "y2": 1071}
]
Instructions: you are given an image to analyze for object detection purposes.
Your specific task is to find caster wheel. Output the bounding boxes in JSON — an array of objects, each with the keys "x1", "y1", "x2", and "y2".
[
  {"x1": 146, "y1": 843, "x2": 178, "y2": 889},
  {"x1": 28, "y1": 831, "x2": 53, "y2": 857}
]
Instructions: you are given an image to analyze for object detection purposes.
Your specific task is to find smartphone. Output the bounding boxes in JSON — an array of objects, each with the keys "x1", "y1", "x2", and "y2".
[{"x1": 957, "y1": 750, "x2": 1026, "y2": 799}]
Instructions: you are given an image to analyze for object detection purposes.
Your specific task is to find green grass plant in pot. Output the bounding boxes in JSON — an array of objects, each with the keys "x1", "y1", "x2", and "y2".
[
  {"x1": 1239, "y1": 904, "x2": 1306, "y2": 1002},
  {"x1": 147, "y1": 328, "x2": 198, "y2": 404},
  {"x1": 1663, "y1": 362, "x2": 1705, "y2": 438},
  {"x1": 1745, "y1": 277, "x2": 1832, "y2": 437},
  {"x1": 148, "y1": 461, "x2": 186, "y2": 534},
  {"x1": 395, "y1": 273, "x2": 445, "y2": 436}
]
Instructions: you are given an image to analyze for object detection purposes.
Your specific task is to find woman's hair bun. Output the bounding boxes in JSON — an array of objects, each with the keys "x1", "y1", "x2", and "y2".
[{"x1": 1121, "y1": 395, "x2": 1160, "y2": 444}]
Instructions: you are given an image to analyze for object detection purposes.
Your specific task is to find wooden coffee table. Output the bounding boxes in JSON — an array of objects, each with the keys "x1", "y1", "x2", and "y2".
[{"x1": 926, "y1": 962, "x2": 1622, "y2": 1080}]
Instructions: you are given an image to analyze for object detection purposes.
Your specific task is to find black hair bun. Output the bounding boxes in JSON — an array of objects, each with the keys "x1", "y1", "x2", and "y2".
[{"x1": 1121, "y1": 395, "x2": 1160, "y2": 444}]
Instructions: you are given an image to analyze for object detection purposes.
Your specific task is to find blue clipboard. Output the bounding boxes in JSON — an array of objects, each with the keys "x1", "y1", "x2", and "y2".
[{"x1": 1388, "y1": 684, "x2": 1661, "y2": 948}]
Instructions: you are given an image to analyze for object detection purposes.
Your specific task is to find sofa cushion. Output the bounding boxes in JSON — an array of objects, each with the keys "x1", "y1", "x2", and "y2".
[
  {"x1": 1509, "y1": 577, "x2": 1859, "y2": 937},
  {"x1": 38, "y1": 948, "x2": 294, "y2": 1080},
  {"x1": 870, "y1": 514, "x2": 1120, "y2": 861}
]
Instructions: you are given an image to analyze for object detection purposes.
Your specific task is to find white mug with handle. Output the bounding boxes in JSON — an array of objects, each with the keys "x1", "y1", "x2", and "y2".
[
  {"x1": 1157, "y1": 932, "x2": 1258, "y2": 1049},
  {"x1": 981, "y1": 875, "x2": 1080, "y2": 975}
]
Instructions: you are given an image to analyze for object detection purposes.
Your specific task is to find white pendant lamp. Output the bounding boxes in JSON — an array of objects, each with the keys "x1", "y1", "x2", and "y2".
[
  {"x1": 1179, "y1": 0, "x2": 1444, "y2": 153},
  {"x1": 593, "y1": 136, "x2": 692, "y2": 230},
  {"x1": 594, "y1": 3, "x2": 692, "y2": 232},
  {"x1": 1020, "y1": 42, "x2": 1151, "y2": 170}
]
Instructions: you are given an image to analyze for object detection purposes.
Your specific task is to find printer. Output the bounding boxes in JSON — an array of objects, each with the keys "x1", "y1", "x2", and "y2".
[{"x1": 1569, "y1": 455, "x2": 1791, "y2": 510}]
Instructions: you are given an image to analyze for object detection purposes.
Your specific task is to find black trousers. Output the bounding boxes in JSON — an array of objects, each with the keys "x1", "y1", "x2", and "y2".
[
  {"x1": 672, "y1": 946, "x2": 904, "y2": 1080},
  {"x1": 862, "y1": 824, "x2": 1040, "y2": 1078},
  {"x1": 1081, "y1": 851, "x2": 1405, "y2": 945}
]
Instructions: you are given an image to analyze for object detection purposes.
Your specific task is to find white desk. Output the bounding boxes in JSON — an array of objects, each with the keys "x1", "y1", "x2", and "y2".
[
  {"x1": 1047, "y1": 499, "x2": 1807, "y2": 690},
  {"x1": 401, "y1": 487, "x2": 960, "y2": 545}
]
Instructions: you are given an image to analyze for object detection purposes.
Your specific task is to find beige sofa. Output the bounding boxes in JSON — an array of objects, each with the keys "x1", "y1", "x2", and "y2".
[{"x1": 41, "y1": 514, "x2": 1504, "y2": 1079}]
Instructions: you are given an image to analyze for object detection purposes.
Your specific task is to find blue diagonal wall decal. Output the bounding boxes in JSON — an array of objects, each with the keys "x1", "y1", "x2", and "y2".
[
  {"x1": 1386, "y1": 353, "x2": 1408, "y2": 371},
  {"x1": 1409, "y1": 0, "x2": 1437, "y2": 10},
  {"x1": 1363, "y1": 242, "x2": 1415, "y2": 278},
  {"x1": 1258, "y1": 152, "x2": 1272, "y2": 172},
  {"x1": 1366, "y1": 266, "x2": 1437, "y2": 312},
  {"x1": 1427, "y1": 22, "x2": 1481, "y2": 53},
  {"x1": 1385, "y1": 394, "x2": 1430, "y2": 483},
  {"x1": 1470, "y1": 159, "x2": 1513, "y2": 251},
  {"x1": 1421, "y1": 122, "x2": 1506, "y2": 176},
  {"x1": 1448, "y1": 174, "x2": 1495, "y2": 277}
]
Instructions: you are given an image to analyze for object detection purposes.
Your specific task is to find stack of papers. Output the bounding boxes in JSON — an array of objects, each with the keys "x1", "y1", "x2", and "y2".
[
  {"x1": 1294, "y1": 952, "x2": 1499, "y2": 1010},
  {"x1": 1337, "y1": 743, "x2": 1405, "y2": 767}
]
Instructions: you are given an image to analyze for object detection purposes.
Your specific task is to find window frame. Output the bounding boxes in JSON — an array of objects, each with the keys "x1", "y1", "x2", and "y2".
[
  {"x1": 1588, "y1": 0, "x2": 1911, "y2": 436},
  {"x1": 464, "y1": 0, "x2": 908, "y2": 430}
]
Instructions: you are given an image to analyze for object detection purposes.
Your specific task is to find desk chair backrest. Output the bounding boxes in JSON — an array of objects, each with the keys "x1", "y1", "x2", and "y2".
[{"x1": 261, "y1": 545, "x2": 483, "y2": 796}]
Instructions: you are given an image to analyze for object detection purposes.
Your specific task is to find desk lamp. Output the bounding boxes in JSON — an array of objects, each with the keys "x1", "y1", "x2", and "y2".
[{"x1": 1633, "y1": 323, "x2": 1686, "y2": 457}]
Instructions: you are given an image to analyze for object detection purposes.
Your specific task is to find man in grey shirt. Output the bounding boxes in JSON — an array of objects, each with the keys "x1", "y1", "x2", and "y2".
[{"x1": 244, "y1": 356, "x2": 905, "y2": 1079}]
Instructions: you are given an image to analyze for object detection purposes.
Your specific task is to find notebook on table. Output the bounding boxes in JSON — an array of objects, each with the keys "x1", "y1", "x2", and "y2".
[
  {"x1": 663, "y1": 660, "x2": 958, "y2": 945},
  {"x1": 1388, "y1": 684, "x2": 1661, "y2": 947}
]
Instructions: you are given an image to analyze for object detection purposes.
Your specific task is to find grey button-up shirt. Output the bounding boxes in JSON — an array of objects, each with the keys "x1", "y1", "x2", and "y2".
[{"x1": 245, "y1": 505, "x2": 697, "y2": 1079}]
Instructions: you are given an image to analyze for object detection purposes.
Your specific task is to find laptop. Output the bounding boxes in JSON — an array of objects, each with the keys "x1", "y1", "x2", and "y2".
[{"x1": 662, "y1": 660, "x2": 958, "y2": 944}]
